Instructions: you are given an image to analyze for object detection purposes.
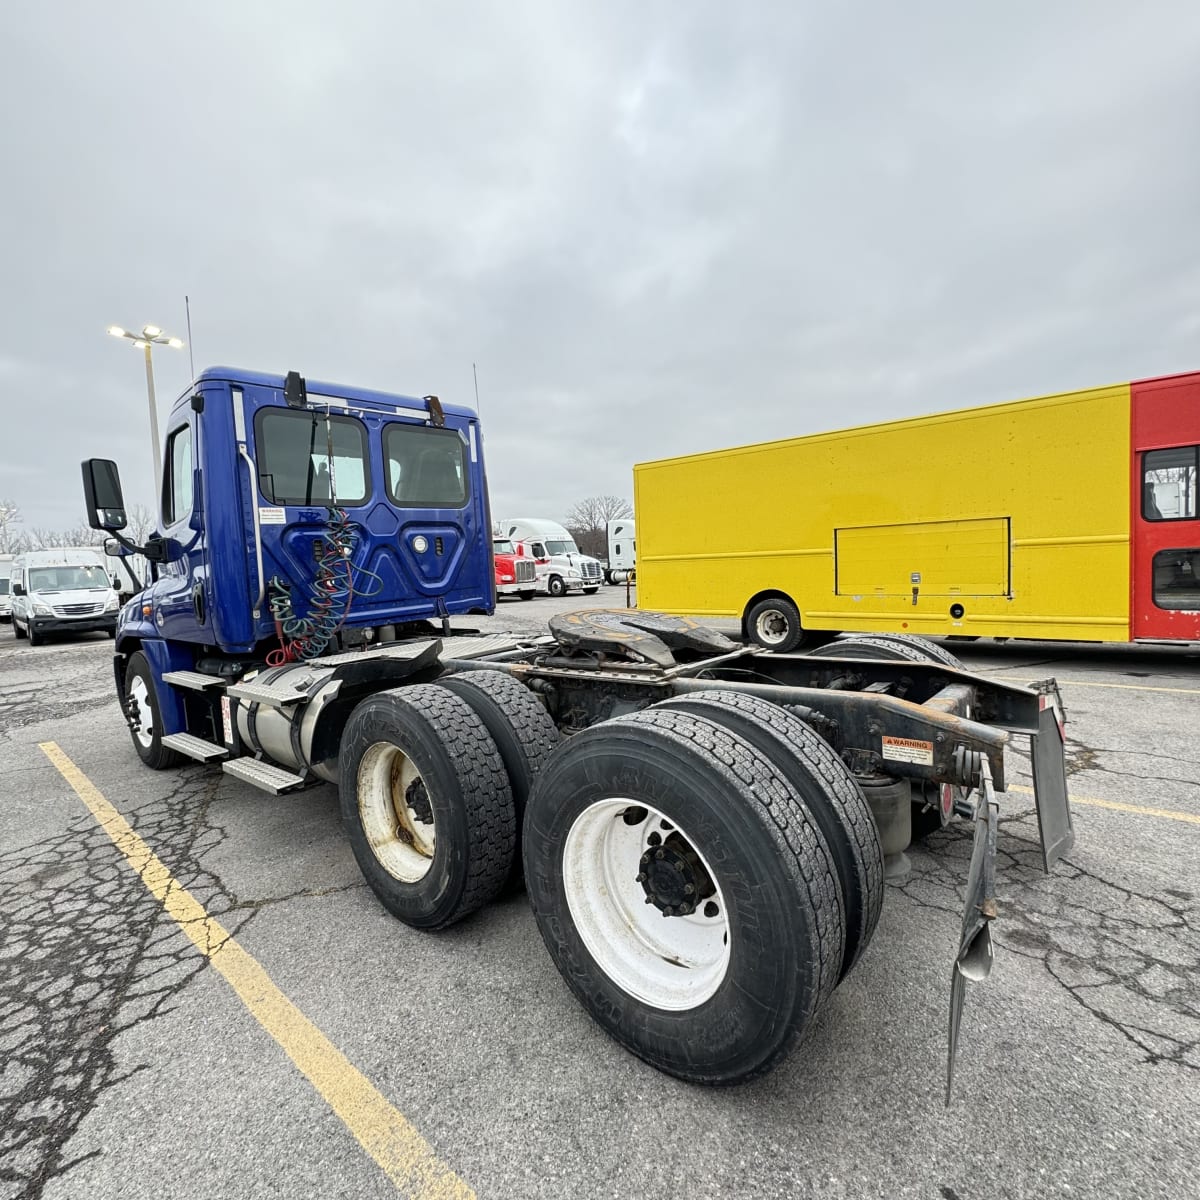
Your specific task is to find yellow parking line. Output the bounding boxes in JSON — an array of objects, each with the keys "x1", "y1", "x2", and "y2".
[
  {"x1": 998, "y1": 677, "x2": 1200, "y2": 696},
  {"x1": 1010, "y1": 783, "x2": 1200, "y2": 825},
  {"x1": 39, "y1": 741, "x2": 473, "y2": 1200}
]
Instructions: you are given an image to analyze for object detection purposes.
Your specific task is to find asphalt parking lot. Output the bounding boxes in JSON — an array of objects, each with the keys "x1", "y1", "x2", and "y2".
[{"x1": 2, "y1": 593, "x2": 1198, "y2": 1200}]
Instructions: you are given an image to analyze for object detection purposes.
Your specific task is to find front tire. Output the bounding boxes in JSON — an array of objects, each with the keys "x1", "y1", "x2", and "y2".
[
  {"x1": 745, "y1": 595, "x2": 804, "y2": 652},
  {"x1": 124, "y1": 651, "x2": 184, "y2": 769},
  {"x1": 582, "y1": 587, "x2": 598, "y2": 595},
  {"x1": 524, "y1": 706, "x2": 844, "y2": 1084},
  {"x1": 518, "y1": 590, "x2": 536, "y2": 601},
  {"x1": 339, "y1": 685, "x2": 517, "y2": 930},
  {"x1": 13, "y1": 618, "x2": 26, "y2": 639},
  {"x1": 27, "y1": 622, "x2": 43, "y2": 647},
  {"x1": 547, "y1": 576, "x2": 567, "y2": 598}
]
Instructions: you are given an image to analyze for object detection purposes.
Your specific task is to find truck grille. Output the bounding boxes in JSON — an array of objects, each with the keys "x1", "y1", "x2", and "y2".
[
  {"x1": 53, "y1": 602, "x2": 104, "y2": 617},
  {"x1": 581, "y1": 561, "x2": 602, "y2": 583},
  {"x1": 515, "y1": 560, "x2": 536, "y2": 583}
]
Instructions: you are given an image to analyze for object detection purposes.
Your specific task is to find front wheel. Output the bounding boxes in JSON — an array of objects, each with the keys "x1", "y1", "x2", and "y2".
[
  {"x1": 27, "y1": 622, "x2": 43, "y2": 647},
  {"x1": 124, "y1": 651, "x2": 184, "y2": 769},
  {"x1": 518, "y1": 590, "x2": 536, "y2": 601},
  {"x1": 547, "y1": 575, "x2": 567, "y2": 598},
  {"x1": 582, "y1": 586, "x2": 598, "y2": 595},
  {"x1": 745, "y1": 595, "x2": 804, "y2": 652},
  {"x1": 13, "y1": 618, "x2": 27, "y2": 640},
  {"x1": 524, "y1": 706, "x2": 843, "y2": 1084}
]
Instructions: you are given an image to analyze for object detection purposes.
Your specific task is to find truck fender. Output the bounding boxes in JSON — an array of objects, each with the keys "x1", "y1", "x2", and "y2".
[{"x1": 119, "y1": 638, "x2": 194, "y2": 738}]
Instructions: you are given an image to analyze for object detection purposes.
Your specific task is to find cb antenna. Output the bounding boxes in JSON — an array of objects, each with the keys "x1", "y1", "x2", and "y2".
[
  {"x1": 185, "y1": 295, "x2": 197, "y2": 385},
  {"x1": 473, "y1": 361, "x2": 481, "y2": 415}
]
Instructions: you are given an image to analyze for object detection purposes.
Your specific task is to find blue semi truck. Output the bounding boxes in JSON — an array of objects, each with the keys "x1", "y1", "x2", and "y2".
[{"x1": 82, "y1": 364, "x2": 1074, "y2": 1093}]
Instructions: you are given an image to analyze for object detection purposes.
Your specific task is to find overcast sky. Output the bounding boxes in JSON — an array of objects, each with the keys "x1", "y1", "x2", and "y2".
[{"x1": 2, "y1": 1, "x2": 1199, "y2": 533}]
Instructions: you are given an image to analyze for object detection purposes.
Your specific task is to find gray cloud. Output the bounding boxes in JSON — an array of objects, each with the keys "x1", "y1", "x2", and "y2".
[{"x1": 2, "y1": 0, "x2": 1199, "y2": 531}]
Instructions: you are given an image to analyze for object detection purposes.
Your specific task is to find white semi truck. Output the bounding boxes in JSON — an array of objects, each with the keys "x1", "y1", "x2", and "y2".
[{"x1": 499, "y1": 517, "x2": 603, "y2": 597}]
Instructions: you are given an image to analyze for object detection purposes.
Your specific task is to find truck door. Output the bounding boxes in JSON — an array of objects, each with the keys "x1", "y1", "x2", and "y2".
[
  {"x1": 155, "y1": 415, "x2": 214, "y2": 644},
  {"x1": 1131, "y1": 374, "x2": 1200, "y2": 640}
]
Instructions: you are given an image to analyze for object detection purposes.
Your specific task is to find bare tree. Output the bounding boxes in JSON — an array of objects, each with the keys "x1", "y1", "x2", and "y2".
[
  {"x1": 0, "y1": 500, "x2": 22, "y2": 554},
  {"x1": 565, "y1": 495, "x2": 633, "y2": 559},
  {"x1": 124, "y1": 503, "x2": 156, "y2": 543}
]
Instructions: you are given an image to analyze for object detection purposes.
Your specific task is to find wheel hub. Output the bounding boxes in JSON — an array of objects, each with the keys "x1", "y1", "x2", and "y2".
[{"x1": 637, "y1": 835, "x2": 713, "y2": 916}]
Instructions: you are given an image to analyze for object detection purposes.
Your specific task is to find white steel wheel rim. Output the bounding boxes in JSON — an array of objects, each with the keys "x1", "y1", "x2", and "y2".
[
  {"x1": 357, "y1": 742, "x2": 436, "y2": 882},
  {"x1": 755, "y1": 608, "x2": 790, "y2": 646},
  {"x1": 563, "y1": 799, "x2": 730, "y2": 1011},
  {"x1": 128, "y1": 677, "x2": 154, "y2": 748}
]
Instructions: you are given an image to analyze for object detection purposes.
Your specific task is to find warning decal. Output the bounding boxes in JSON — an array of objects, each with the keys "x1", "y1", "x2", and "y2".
[{"x1": 881, "y1": 735, "x2": 934, "y2": 766}]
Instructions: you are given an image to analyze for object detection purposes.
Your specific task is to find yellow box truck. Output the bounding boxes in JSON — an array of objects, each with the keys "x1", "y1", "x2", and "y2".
[{"x1": 634, "y1": 370, "x2": 1200, "y2": 649}]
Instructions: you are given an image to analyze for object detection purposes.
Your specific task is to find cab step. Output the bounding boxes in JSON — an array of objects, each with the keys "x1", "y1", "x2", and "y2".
[
  {"x1": 225, "y1": 679, "x2": 311, "y2": 708},
  {"x1": 222, "y1": 757, "x2": 308, "y2": 794},
  {"x1": 161, "y1": 733, "x2": 228, "y2": 763},
  {"x1": 163, "y1": 670, "x2": 226, "y2": 691}
]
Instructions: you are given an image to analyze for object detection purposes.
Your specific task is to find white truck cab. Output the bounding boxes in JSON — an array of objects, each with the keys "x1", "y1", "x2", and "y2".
[
  {"x1": 500, "y1": 518, "x2": 604, "y2": 597},
  {"x1": 10, "y1": 548, "x2": 120, "y2": 645},
  {"x1": 605, "y1": 519, "x2": 636, "y2": 583},
  {"x1": 0, "y1": 554, "x2": 12, "y2": 623}
]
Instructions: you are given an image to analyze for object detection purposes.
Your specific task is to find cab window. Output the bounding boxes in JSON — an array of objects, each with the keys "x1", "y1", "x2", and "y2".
[
  {"x1": 384, "y1": 424, "x2": 468, "y2": 509},
  {"x1": 163, "y1": 424, "x2": 193, "y2": 525},
  {"x1": 1143, "y1": 446, "x2": 1199, "y2": 521},
  {"x1": 255, "y1": 408, "x2": 369, "y2": 506}
]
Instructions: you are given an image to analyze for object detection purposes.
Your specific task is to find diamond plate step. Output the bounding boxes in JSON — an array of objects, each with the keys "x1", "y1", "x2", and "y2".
[
  {"x1": 225, "y1": 679, "x2": 312, "y2": 707},
  {"x1": 161, "y1": 733, "x2": 228, "y2": 762},
  {"x1": 163, "y1": 670, "x2": 226, "y2": 691},
  {"x1": 437, "y1": 635, "x2": 522, "y2": 660},
  {"x1": 222, "y1": 757, "x2": 307, "y2": 794}
]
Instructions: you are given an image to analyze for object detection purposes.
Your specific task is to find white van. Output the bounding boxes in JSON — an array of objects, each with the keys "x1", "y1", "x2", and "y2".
[
  {"x1": 10, "y1": 548, "x2": 120, "y2": 645},
  {"x1": 499, "y1": 518, "x2": 604, "y2": 597},
  {"x1": 0, "y1": 554, "x2": 12, "y2": 624}
]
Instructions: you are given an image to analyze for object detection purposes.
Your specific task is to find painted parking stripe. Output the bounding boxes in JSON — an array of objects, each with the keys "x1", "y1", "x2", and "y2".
[
  {"x1": 39, "y1": 741, "x2": 474, "y2": 1200},
  {"x1": 1010, "y1": 783, "x2": 1200, "y2": 826}
]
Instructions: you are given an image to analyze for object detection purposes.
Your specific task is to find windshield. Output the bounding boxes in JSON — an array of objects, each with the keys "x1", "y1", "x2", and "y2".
[
  {"x1": 0, "y1": 579, "x2": 8, "y2": 595},
  {"x1": 545, "y1": 539, "x2": 580, "y2": 556},
  {"x1": 493, "y1": 539, "x2": 516, "y2": 555},
  {"x1": 30, "y1": 565, "x2": 110, "y2": 591}
]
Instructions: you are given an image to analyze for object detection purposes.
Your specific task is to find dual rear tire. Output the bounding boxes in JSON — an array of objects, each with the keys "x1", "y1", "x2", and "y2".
[
  {"x1": 338, "y1": 670, "x2": 886, "y2": 1086},
  {"x1": 523, "y1": 694, "x2": 884, "y2": 1085}
]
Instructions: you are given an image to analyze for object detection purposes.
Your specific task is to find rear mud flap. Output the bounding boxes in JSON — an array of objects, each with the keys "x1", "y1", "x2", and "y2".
[
  {"x1": 946, "y1": 761, "x2": 998, "y2": 1105},
  {"x1": 1031, "y1": 695, "x2": 1074, "y2": 871}
]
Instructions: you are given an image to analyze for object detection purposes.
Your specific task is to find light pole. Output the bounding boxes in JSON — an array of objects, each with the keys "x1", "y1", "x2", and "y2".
[{"x1": 106, "y1": 324, "x2": 184, "y2": 492}]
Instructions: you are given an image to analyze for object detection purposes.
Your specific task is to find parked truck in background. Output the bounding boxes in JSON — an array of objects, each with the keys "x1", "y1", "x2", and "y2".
[
  {"x1": 605, "y1": 518, "x2": 635, "y2": 584},
  {"x1": 0, "y1": 554, "x2": 12, "y2": 623},
  {"x1": 498, "y1": 517, "x2": 603, "y2": 596},
  {"x1": 492, "y1": 534, "x2": 538, "y2": 600},
  {"x1": 635, "y1": 369, "x2": 1200, "y2": 650},
  {"x1": 79, "y1": 362, "x2": 1074, "y2": 1095}
]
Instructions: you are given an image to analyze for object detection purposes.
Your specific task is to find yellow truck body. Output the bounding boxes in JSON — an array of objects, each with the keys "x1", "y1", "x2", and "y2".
[{"x1": 634, "y1": 382, "x2": 1133, "y2": 642}]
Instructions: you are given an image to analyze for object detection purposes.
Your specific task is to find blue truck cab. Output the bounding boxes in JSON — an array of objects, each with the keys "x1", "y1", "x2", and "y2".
[
  {"x1": 84, "y1": 366, "x2": 495, "y2": 754},
  {"x1": 125, "y1": 366, "x2": 491, "y2": 650}
]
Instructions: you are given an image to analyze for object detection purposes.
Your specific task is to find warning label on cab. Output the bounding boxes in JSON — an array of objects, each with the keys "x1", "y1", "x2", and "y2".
[{"x1": 880, "y1": 736, "x2": 934, "y2": 766}]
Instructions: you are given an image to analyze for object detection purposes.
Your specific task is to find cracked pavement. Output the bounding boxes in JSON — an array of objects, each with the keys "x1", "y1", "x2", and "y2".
[{"x1": 1, "y1": 609, "x2": 1197, "y2": 1199}]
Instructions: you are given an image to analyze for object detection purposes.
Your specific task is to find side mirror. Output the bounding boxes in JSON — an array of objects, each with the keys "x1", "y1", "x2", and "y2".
[
  {"x1": 12, "y1": 582, "x2": 25, "y2": 597},
  {"x1": 82, "y1": 459, "x2": 128, "y2": 531},
  {"x1": 103, "y1": 537, "x2": 121, "y2": 557}
]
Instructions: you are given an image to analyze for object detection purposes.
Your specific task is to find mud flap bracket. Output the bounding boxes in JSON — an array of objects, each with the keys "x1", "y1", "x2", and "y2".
[{"x1": 946, "y1": 759, "x2": 998, "y2": 1106}]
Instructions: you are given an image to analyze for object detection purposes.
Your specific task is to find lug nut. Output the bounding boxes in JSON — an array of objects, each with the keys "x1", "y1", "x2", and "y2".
[
  {"x1": 636, "y1": 872, "x2": 646, "y2": 883},
  {"x1": 655, "y1": 849, "x2": 665, "y2": 860},
  {"x1": 684, "y1": 884, "x2": 694, "y2": 895}
]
